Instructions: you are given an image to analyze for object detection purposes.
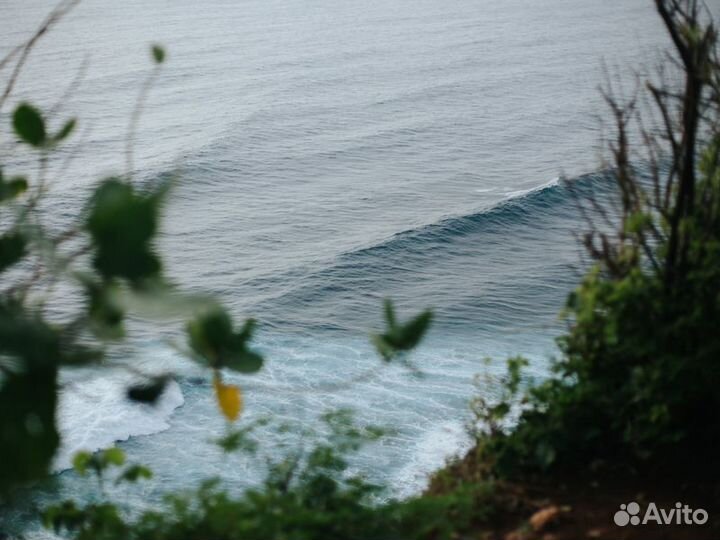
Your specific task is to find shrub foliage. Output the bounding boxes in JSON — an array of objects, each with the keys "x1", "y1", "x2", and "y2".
[{"x1": 472, "y1": 0, "x2": 720, "y2": 475}]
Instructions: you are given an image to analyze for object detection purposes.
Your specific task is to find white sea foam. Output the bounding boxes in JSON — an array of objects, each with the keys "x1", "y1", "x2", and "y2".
[
  {"x1": 502, "y1": 176, "x2": 561, "y2": 200},
  {"x1": 53, "y1": 372, "x2": 184, "y2": 472},
  {"x1": 391, "y1": 420, "x2": 472, "y2": 498}
]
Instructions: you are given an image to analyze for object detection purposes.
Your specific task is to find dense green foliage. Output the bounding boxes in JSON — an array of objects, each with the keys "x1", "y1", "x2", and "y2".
[
  {"x1": 43, "y1": 412, "x2": 498, "y2": 540},
  {"x1": 482, "y1": 234, "x2": 720, "y2": 474},
  {"x1": 466, "y1": 1, "x2": 720, "y2": 476}
]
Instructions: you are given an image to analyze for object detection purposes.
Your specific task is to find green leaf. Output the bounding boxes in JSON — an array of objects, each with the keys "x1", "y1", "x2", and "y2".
[
  {"x1": 151, "y1": 44, "x2": 165, "y2": 64},
  {"x1": 72, "y1": 448, "x2": 124, "y2": 481},
  {"x1": 225, "y1": 349, "x2": 263, "y2": 374},
  {"x1": 0, "y1": 170, "x2": 28, "y2": 202},
  {"x1": 187, "y1": 308, "x2": 233, "y2": 366},
  {"x1": 371, "y1": 301, "x2": 432, "y2": 361},
  {"x1": 72, "y1": 452, "x2": 92, "y2": 476},
  {"x1": 86, "y1": 179, "x2": 164, "y2": 284},
  {"x1": 116, "y1": 464, "x2": 152, "y2": 484},
  {"x1": 490, "y1": 402, "x2": 510, "y2": 420},
  {"x1": 84, "y1": 279, "x2": 125, "y2": 339},
  {"x1": 187, "y1": 308, "x2": 263, "y2": 373},
  {"x1": 214, "y1": 428, "x2": 259, "y2": 454},
  {"x1": 370, "y1": 334, "x2": 396, "y2": 362},
  {"x1": 0, "y1": 302, "x2": 62, "y2": 492},
  {"x1": 42, "y1": 501, "x2": 85, "y2": 533},
  {"x1": 624, "y1": 212, "x2": 652, "y2": 234},
  {"x1": 53, "y1": 118, "x2": 76, "y2": 143},
  {"x1": 0, "y1": 232, "x2": 26, "y2": 273},
  {"x1": 13, "y1": 103, "x2": 46, "y2": 147},
  {"x1": 396, "y1": 310, "x2": 433, "y2": 350},
  {"x1": 0, "y1": 361, "x2": 59, "y2": 490},
  {"x1": 102, "y1": 447, "x2": 125, "y2": 467},
  {"x1": 225, "y1": 320, "x2": 263, "y2": 373}
]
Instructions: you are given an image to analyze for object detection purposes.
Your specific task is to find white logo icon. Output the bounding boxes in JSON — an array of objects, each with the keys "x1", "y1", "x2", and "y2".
[{"x1": 614, "y1": 502, "x2": 641, "y2": 526}]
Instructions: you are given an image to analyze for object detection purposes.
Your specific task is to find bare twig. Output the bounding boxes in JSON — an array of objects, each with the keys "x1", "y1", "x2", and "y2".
[
  {"x1": 125, "y1": 61, "x2": 162, "y2": 178},
  {"x1": 0, "y1": 0, "x2": 81, "y2": 111}
]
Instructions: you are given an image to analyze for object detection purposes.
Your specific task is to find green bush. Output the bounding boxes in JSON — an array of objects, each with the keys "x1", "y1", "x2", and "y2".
[
  {"x1": 471, "y1": 3, "x2": 720, "y2": 475},
  {"x1": 485, "y1": 249, "x2": 720, "y2": 474},
  {"x1": 43, "y1": 411, "x2": 496, "y2": 540}
]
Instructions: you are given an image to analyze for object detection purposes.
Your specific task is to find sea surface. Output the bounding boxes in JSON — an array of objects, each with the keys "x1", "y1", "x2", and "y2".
[{"x1": 0, "y1": 0, "x2": 677, "y2": 535}]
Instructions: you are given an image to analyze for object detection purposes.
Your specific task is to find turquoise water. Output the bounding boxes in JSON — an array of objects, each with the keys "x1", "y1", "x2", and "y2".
[{"x1": 0, "y1": 0, "x2": 677, "y2": 535}]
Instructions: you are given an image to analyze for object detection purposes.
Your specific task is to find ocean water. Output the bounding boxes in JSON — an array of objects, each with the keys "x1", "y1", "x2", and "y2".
[{"x1": 1, "y1": 0, "x2": 676, "y2": 534}]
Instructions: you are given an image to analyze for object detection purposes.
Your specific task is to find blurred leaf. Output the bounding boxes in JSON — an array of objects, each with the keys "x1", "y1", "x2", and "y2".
[
  {"x1": 102, "y1": 447, "x2": 125, "y2": 467},
  {"x1": 71, "y1": 448, "x2": 124, "y2": 480},
  {"x1": 371, "y1": 300, "x2": 432, "y2": 361},
  {"x1": 0, "y1": 300, "x2": 61, "y2": 368},
  {"x1": 490, "y1": 402, "x2": 510, "y2": 420},
  {"x1": 398, "y1": 310, "x2": 433, "y2": 348},
  {"x1": 225, "y1": 348, "x2": 263, "y2": 374},
  {"x1": 0, "y1": 232, "x2": 26, "y2": 273},
  {"x1": 116, "y1": 464, "x2": 152, "y2": 484},
  {"x1": 213, "y1": 374, "x2": 243, "y2": 421},
  {"x1": 83, "y1": 279, "x2": 124, "y2": 340},
  {"x1": 214, "y1": 427, "x2": 258, "y2": 454},
  {"x1": 225, "y1": 319, "x2": 263, "y2": 373},
  {"x1": 59, "y1": 342, "x2": 104, "y2": 367},
  {"x1": 53, "y1": 118, "x2": 76, "y2": 143},
  {"x1": 126, "y1": 377, "x2": 167, "y2": 404},
  {"x1": 151, "y1": 44, "x2": 165, "y2": 64},
  {"x1": 72, "y1": 451, "x2": 92, "y2": 476},
  {"x1": 42, "y1": 501, "x2": 84, "y2": 533},
  {"x1": 86, "y1": 179, "x2": 164, "y2": 284},
  {"x1": 370, "y1": 334, "x2": 395, "y2": 362},
  {"x1": 0, "y1": 302, "x2": 60, "y2": 492},
  {"x1": 187, "y1": 307, "x2": 232, "y2": 366},
  {"x1": 0, "y1": 170, "x2": 28, "y2": 202},
  {"x1": 187, "y1": 307, "x2": 263, "y2": 373},
  {"x1": 13, "y1": 103, "x2": 46, "y2": 147},
  {"x1": 0, "y1": 369, "x2": 59, "y2": 491}
]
